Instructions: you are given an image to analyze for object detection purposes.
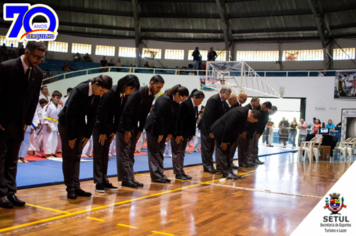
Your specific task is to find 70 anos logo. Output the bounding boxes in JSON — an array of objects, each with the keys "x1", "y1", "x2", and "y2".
[{"x1": 3, "y1": 4, "x2": 58, "y2": 42}]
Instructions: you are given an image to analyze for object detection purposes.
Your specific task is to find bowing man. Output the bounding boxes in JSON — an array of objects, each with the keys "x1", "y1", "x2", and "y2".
[
  {"x1": 172, "y1": 89, "x2": 205, "y2": 180},
  {"x1": 145, "y1": 85, "x2": 189, "y2": 183},
  {"x1": 211, "y1": 107, "x2": 260, "y2": 179},
  {"x1": 93, "y1": 75, "x2": 140, "y2": 193},
  {"x1": 58, "y1": 75, "x2": 113, "y2": 199},
  {"x1": 117, "y1": 75, "x2": 164, "y2": 188}
]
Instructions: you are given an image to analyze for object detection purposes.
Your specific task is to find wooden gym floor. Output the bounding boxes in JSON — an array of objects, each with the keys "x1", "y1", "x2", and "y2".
[{"x1": 0, "y1": 152, "x2": 353, "y2": 236}]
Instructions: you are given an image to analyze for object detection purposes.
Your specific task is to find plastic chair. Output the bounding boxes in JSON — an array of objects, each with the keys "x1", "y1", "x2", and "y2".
[
  {"x1": 312, "y1": 135, "x2": 323, "y2": 162},
  {"x1": 346, "y1": 138, "x2": 356, "y2": 160},
  {"x1": 333, "y1": 138, "x2": 352, "y2": 160},
  {"x1": 299, "y1": 137, "x2": 316, "y2": 162}
]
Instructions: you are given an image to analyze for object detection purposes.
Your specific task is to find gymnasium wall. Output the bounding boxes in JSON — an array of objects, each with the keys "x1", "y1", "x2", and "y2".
[
  {"x1": 46, "y1": 71, "x2": 356, "y2": 125},
  {"x1": 1, "y1": 27, "x2": 355, "y2": 71}
]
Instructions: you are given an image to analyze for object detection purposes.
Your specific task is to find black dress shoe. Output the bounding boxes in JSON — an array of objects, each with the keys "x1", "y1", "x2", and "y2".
[
  {"x1": 246, "y1": 162, "x2": 255, "y2": 167},
  {"x1": 254, "y1": 160, "x2": 265, "y2": 165},
  {"x1": 231, "y1": 163, "x2": 239, "y2": 169},
  {"x1": 230, "y1": 172, "x2": 242, "y2": 179},
  {"x1": 223, "y1": 173, "x2": 237, "y2": 179},
  {"x1": 95, "y1": 183, "x2": 105, "y2": 193},
  {"x1": 239, "y1": 164, "x2": 248, "y2": 167},
  {"x1": 75, "y1": 189, "x2": 92, "y2": 197},
  {"x1": 67, "y1": 190, "x2": 77, "y2": 199},
  {"x1": 0, "y1": 196, "x2": 13, "y2": 208},
  {"x1": 203, "y1": 167, "x2": 216, "y2": 173},
  {"x1": 165, "y1": 178, "x2": 171, "y2": 183},
  {"x1": 103, "y1": 183, "x2": 119, "y2": 190},
  {"x1": 122, "y1": 181, "x2": 138, "y2": 188},
  {"x1": 176, "y1": 174, "x2": 188, "y2": 180},
  {"x1": 152, "y1": 179, "x2": 167, "y2": 183},
  {"x1": 133, "y1": 180, "x2": 144, "y2": 187},
  {"x1": 7, "y1": 194, "x2": 25, "y2": 206},
  {"x1": 184, "y1": 174, "x2": 192, "y2": 179}
]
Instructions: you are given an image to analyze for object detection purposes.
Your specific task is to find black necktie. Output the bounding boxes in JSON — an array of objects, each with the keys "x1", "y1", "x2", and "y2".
[
  {"x1": 221, "y1": 101, "x2": 225, "y2": 112},
  {"x1": 194, "y1": 107, "x2": 198, "y2": 119}
]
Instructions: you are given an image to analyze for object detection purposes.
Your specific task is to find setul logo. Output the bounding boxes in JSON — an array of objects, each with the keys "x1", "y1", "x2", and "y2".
[{"x1": 3, "y1": 3, "x2": 58, "y2": 42}]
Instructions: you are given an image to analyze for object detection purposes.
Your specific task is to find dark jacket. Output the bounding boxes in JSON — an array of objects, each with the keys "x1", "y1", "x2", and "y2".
[
  {"x1": 192, "y1": 50, "x2": 201, "y2": 61},
  {"x1": 58, "y1": 81, "x2": 100, "y2": 140},
  {"x1": 145, "y1": 94, "x2": 179, "y2": 137},
  {"x1": 174, "y1": 98, "x2": 198, "y2": 138},
  {"x1": 243, "y1": 103, "x2": 259, "y2": 138},
  {"x1": 256, "y1": 110, "x2": 269, "y2": 135},
  {"x1": 200, "y1": 93, "x2": 229, "y2": 135},
  {"x1": 120, "y1": 85, "x2": 154, "y2": 133},
  {"x1": 211, "y1": 106, "x2": 250, "y2": 144},
  {"x1": 96, "y1": 85, "x2": 128, "y2": 134},
  {"x1": 0, "y1": 57, "x2": 43, "y2": 133}
]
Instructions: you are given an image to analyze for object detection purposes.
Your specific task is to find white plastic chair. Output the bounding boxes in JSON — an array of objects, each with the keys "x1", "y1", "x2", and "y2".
[
  {"x1": 346, "y1": 138, "x2": 356, "y2": 160},
  {"x1": 312, "y1": 135, "x2": 323, "y2": 162},
  {"x1": 333, "y1": 138, "x2": 352, "y2": 160},
  {"x1": 299, "y1": 137, "x2": 316, "y2": 162}
]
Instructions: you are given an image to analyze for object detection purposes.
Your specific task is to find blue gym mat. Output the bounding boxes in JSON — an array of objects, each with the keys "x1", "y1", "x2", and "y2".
[{"x1": 17, "y1": 146, "x2": 295, "y2": 189}]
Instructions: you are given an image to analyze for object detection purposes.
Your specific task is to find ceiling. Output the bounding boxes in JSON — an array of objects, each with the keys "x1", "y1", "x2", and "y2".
[{"x1": 0, "y1": 0, "x2": 355, "y2": 43}]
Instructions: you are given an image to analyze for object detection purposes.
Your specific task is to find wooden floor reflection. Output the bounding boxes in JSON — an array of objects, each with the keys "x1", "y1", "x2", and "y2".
[{"x1": 0, "y1": 152, "x2": 353, "y2": 236}]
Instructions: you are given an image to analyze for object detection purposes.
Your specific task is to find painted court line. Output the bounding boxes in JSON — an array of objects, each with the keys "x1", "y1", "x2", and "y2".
[
  {"x1": 26, "y1": 203, "x2": 72, "y2": 214},
  {"x1": 117, "y1": 223, "x2": 138, "y2": 229},
  {"x1": 152, "y1": 230, "x2": 175, "y2": 236},
  {"x1": 86, "y1": 217, "x2": 105, "y2": 222}
]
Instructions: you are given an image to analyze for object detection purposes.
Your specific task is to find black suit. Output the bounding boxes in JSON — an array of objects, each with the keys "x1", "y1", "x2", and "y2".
[
  {"x1": 58, "y1": 81, "x2": 100, "y2": 191},
  {"x1": 0, "y1": 57, "x2": 43, "y2": 197},
  {"x1": 171, "y1": 98, "x2": 198, "y2": 175},
  {"x1": 250, "y1": 110, "x2": 269, "y2": 162},
  {"x1": 200, "y1": 93, "x2": 229, "y2": 170},
  {"x1": 116, "y1": 86, "x2": 154, "y2": 182},
  {"x1": 238, "y1": 103, "x2": 256, "y2": 166},
  {"x1": 93, "y1": 85, "x2": 127, "y2": 185},
  {"x1": 228, "y1": 101, "x2": 242, "y2": 164},
  {"x1": 145, "y1": 94, "x2": 179, "y2": 181},
  {"x1": 211, "y1": 107, "x2": 249, "y2": 175}
]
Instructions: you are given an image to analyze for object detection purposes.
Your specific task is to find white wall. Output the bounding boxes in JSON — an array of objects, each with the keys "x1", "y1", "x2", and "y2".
[{"x1": 1, "y1": 26, "x2": 355, "y2": 70}]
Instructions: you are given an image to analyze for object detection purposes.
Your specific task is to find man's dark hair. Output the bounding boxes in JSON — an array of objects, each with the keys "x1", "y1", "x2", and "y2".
[
  {"x1": 26, "y1": 41, "x2": 46, "y2": 53},
  {"x1": 150, "y1": 75, "x2": 165, "y2": 84},
  {"x1": 39, "y1": 98, "x2": 48, "y2": 105},
  {"x1": 41, "y1": 86, "x2": 47, "y2": 91},
  {"x1": 251, "y1": 109, "x2": 261, "y2": 120},
  {"x1": 271, "y1": 106, "x2": 278, "y2": 112},
  {"x1": 52, "y1": 90, "x2": 62, "y2": 98},
  {"x1": 313, "y1": 117, "x2": 316, "y2": 120},
  {"x1": 67, "y1": 88, "x2": 73, "y2": 93},
  {"x1": 263, "y1": 102, "x2": 272, "y2": 109},
  {"x1": 251, "y1": 96, "x2": 259, "y2": 102}
]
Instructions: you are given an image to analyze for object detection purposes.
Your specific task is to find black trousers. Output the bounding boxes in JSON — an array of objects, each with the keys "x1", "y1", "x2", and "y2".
[
  {"x1": 215, "y1": 140, "x2": 232, "y2": 176},
  {"x1": 58, "y1": 122, "x2": 84, "y2": 191},
  {"x1": 238, "y1": 136, "x2": 251, "y2": 166},
  {"x1": 147, "y1": 132, "x2": 167, "y2": 181},
  {"x1": 93, "y1": 124, "x2": 112, "y2": 184},
  {"x1": 200, "y1": 131, "x2": 215, "y2": 169},
  {"x1": 229, "y1": 135, "x2": 240, "y2": 165},
  {"x1": 116, "y1": 129, "x2": 137, "y2": 182},
  {"x1": 249, "y1": 134, "x2": 259, "y2": 162},
  {"x1": 0, "y1": 122, "x2": 23, "y2": 197},
  {"x1": 171, "y1": 136, "x2": 189, "y2": 175}
]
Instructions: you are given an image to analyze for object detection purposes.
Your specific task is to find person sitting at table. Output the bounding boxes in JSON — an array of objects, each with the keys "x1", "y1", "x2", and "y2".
[
  {"x1": 326, "y1": 119, "x2": 336, "y2": 131},
  {"x1": 312, "y1": 119, "x2": 321, "y2": 134}
]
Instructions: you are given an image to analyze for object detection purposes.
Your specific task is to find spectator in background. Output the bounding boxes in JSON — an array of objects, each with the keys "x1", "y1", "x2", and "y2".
[
  {"x1": 312, "y1": 119, "x2": 321, "y2": 134},
  {"x1": 44, "y1": 70, "x2": 51, "y2": 78},
  {"x1": 116, "y1": 58, "x2": 122, "y2": 72},
  {"x1": 336, "y1": 122, "x2": 341, "y2": 131},
  {"x1": 192, "y1": 47, "x2": 201, "y2": 70},
  {"x1": 326, "y1": 119, "x2": 336, "y2": 131},
  {"x1": 7, "y1": 44, "x2": 16, "y2": 59},
  {"x1": 0, "y1": 43, "x2": 7, "y2": 61},
  {"x1": 207, "y1": 47, "x2": 217, "y2": 61},
  {"x1": 83, "y1": 53, "x2": 92, "y2": 62},
  {"x1": 108, "y1": 59, "x2": 115, "y2": 66},
  {"x1": 264, "y1": 118, "x2": 274, "y2": 147},
  {"x1": 73, "y1": 52, "x2": 81, "y2": 61},
  {"x1": 100, "y1": 56, "x2": 108, "y2": 72},
  {"x1": 298, "y1": 118, "x2": 308, "y2": 146},
  {"x1": 318, "y1": 71, "x2": 324, "y2": 77},
  {"x1": 289, "y1": 117, "x2": 297, "y2": 149},
  {"x1": 144, "y1": 61, "x2": 149, "y2": 68},
  {"x1": 62, "y1": 60, "x2": 70, "y2": 72},
  {"x1": 189, "y1": 71, "x2": 195, "y2": 75},
  {"x1": 129, "y1": 63, "x2": 134, "y2": 73},
  {"x1": 278, "y1": 117, "x2": 289, "y2": 148},
  {"x1": 18, "y1": 44, "x2": 25, "y2": 57},
  {"x1": 53, "y1": 70, "x2": 57, "y2": 76}
]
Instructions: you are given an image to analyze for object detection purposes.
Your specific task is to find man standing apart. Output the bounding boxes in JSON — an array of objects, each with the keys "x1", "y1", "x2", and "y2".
[{"x1": 0, "y1": 41, "x2": 46, "y2": 208}]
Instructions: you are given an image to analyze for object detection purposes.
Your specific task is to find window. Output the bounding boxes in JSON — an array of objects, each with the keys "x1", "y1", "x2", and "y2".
[
  {"x1": 95, "y1": 45, "x2": 115, "y2": 56},
  {"x1": 119, "y1": 47, "x2": 136, "y2": 58},
  {"x1": 333, "y1": 48, "x2": 355, "y2": 60},
  {"x1": 142, "y1": 48, "x2": 161, "y2": 59},
  {"x1": 48, "y1": 41, "x2": 68, "y2": 53},
  {"x1": 215, "y1": 51, "x2": 231, "y2": 61},
  {"x1": 188, "y1": 50, "x2": 208, "y2": 61},
  {"x1": 165, "y1": 49, "x2": 184, "y2": 60},
  {"x1": 72, "y1": 43, "x2": 92, "y2": 54},
  {"x1": 283, "y1": 50, "x2": 323, "y2": 61},
  {"x1": 236, "y1": 51, "x2": 279, "y2": 62},
  {"x1": 0, "y1": 35, "x2": 19, "y2": 47}
]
